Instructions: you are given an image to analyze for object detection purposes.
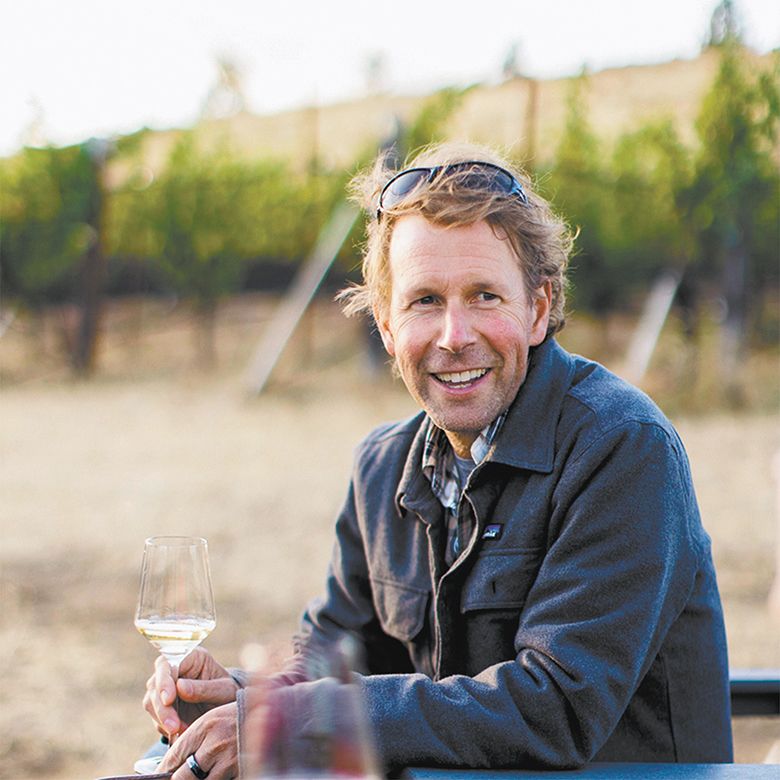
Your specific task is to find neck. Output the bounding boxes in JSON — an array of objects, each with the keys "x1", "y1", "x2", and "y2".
[{"x1": 445, "y1": 431, "x2": 477, "y2": 459}]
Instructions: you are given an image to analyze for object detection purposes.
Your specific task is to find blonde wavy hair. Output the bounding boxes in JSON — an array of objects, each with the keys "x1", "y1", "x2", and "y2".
[{"x1": 338, "y1": 141, "x2": 572, "y2": 338}]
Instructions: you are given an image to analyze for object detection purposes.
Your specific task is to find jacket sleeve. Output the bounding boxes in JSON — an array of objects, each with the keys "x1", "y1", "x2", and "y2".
[{"x1": 273, "y1": 421, "x2": 706, "y2": 771}]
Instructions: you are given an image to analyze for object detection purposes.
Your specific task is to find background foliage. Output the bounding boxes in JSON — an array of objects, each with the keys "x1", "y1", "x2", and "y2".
[{"x1": 1, "y1": 43, "x2": 778, "y2": 384}]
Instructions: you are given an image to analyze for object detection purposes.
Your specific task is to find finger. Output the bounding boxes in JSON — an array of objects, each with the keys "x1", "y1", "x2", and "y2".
[
  {"x1": 177, "y1": 676, "x2": 238, "y2": 705},
  {"x1": 170, "y1": 756, "x2": 219, "y2": 780},
  {"x1": 149, "y1": 657, "x2": 183, "y2": 735},
  {"x1": 154, "y1": 655, "x2": 179, "y2": 707},
  {"x1": 158, "y1": 720, "x2": 196, "y2": 774},
  {"x1": 169, "y1": 751, "x2": 221, "y2": 780},
  {"x1": 143, "y1": 684, "x2": 164, "y2": 726},
  {"x1": 172, "y1": 755, "x2": 231, "y2": 780},
  {"x1": 169, "y1": 710, "x2": 237, "y2": 780},
  {"x1": 144, "y1": 675, "x2": 165, "y2": 715},
  {"x1": 152, "y1": 691, "x2": 182, "y2": 737},
  {"x1": 145, "y1": 683, "x2": 181, "y2": 736},
  {"x1": 143, "y1": 690, "x2": 166, "y2": 730},
  {"x1": 177, "y1": 646, "x2": 212, "y2": 678},
  {"x1": 143, "y1": 675, "x2": 157, "y2": 717},
  {"x1": 160, "y1": 720, "x2": 217, "y2": 777}
]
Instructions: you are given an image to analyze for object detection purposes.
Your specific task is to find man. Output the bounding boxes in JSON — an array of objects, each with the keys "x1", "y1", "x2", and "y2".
[{"x1": 144, "y1": 142, "x2": 733, "y2": 779}]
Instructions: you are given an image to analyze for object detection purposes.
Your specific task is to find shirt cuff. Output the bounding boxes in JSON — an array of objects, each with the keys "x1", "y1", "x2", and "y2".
[{"x1": 227, "y1": 667, "x2": 251, "y2": 689}]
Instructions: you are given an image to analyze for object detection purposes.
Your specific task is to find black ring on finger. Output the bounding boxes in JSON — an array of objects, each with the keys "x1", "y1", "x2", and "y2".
[{"x1": 186, "y1": 753, "x2": 210, "y2": 779}]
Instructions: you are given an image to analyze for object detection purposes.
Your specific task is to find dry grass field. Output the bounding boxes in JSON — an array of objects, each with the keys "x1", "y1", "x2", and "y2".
[{"x1": 1, "y1": 295, "x2": 778, "y2": 779}]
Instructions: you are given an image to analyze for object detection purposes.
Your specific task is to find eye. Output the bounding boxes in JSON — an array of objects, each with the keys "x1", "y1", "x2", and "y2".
[
  {"x1": 475, "y1": 291, "x2": 499, "y2": 303},
  {"x1": 415, "y1": 295, "x2": 438, "y2": 306}
]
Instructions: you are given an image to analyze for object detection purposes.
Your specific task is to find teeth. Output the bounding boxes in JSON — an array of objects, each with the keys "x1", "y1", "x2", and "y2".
[{"x1": 436, "y1": 368, "x2": 488, "y2": 384}]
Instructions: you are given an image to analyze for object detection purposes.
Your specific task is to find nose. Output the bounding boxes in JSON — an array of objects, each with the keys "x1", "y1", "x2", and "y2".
[{"x1": 437, "y1": 303, "x2": 477, "y2": 353}]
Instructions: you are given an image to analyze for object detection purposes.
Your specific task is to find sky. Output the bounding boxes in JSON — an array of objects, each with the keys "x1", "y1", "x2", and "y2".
[{"x1": 1, "y1": 0, "x2": 779, "y2": 157}]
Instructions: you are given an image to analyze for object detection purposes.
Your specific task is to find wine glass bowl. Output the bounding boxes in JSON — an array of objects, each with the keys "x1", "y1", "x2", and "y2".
[{"x1": 135, "y1": 536, "x2": 216, "y2": 669}]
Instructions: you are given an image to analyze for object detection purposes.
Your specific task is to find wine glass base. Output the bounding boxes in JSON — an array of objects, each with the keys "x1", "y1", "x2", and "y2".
[{"x1": 133, "y1": 755, "x2": 163, "y2": 774}]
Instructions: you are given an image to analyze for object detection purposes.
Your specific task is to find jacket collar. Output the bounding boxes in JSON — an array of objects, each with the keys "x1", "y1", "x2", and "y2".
[
  {"x1": 395, "y1": 412, "x2": 438, "y2": 522},
  {"x1": 488, "y1": 338, "x2": 575, "y2": 473},
  {"x1": 395, "y1": 338, "x2": 575, "y2": 516}
]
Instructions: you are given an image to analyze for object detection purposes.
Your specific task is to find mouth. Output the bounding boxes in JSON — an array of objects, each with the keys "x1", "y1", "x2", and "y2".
[{"x1": 432, "y1": 368, "x2": 490, "y2": 389}]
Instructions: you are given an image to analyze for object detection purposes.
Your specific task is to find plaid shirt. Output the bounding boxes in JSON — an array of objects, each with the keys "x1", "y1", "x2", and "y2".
[{"x1": 422, "y1": 412, "x2": 507, "y2": 566}]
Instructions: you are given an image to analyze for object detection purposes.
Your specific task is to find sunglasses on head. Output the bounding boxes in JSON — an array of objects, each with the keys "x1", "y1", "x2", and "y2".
[{"x1": 376, "y1": 160, "x2": 529, "y2": 220}]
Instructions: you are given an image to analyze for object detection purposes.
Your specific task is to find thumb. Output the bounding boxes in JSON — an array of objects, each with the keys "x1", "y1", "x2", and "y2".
[{"x1": 177, "y1": 676, "x2": 237, "y2": 705}]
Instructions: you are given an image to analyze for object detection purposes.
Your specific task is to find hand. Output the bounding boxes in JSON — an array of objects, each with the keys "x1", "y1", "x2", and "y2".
[
  {"x1": 157, "y1": 702, "x2": 238, "y2": 780},
  {"x1": 143, "y1": 648, "x2": 239, "y2": 739}
]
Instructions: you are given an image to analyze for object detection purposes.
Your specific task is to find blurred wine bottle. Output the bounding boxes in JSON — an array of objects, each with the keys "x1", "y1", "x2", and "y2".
[{"x1": 244, "y1": 636, "x2": 383, "y2": 779}]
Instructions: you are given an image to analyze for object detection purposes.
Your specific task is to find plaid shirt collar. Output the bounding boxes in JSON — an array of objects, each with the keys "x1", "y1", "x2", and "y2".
[{"x1": 422, "y1": 411, "x2": 507, "y2": 512}]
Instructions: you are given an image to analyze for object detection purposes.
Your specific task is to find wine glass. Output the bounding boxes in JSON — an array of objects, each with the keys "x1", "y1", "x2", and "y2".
[
  {"x1": 135, "y1": 536, "x2": 216, "y2": 669},
  {"x1": 133, "y1": 536, "x2": 216, "y2": 773}
]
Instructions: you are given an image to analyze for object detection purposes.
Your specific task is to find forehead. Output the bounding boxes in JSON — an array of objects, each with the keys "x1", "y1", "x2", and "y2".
[{"x1": 387, "y1": 215, "x2": 523, "y2": 282}]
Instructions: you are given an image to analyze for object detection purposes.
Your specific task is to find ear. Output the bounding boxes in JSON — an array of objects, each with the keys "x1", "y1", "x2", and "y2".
[
  {"x1": 373, "y1": 309, "x2": 396, "y2": 357},
  {"x1": 529, "y1": 281, "x2": 552, "y2": 346}
]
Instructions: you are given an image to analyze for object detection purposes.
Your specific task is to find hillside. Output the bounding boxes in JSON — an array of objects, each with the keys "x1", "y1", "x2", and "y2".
[{"x1": 117, "y1": 46, "x2": 777, "y2": 183}]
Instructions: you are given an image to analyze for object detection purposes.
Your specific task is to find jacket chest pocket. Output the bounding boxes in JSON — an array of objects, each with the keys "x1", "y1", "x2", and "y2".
[
  {"x1": 370, "y1": 576, "x2": 430, "y2": 642},
  {"x1": 460, "y1": 548, "x2": 542, "y2": 613}
]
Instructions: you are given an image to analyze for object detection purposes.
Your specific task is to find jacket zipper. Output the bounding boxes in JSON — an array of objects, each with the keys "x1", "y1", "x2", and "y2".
[{"x1": 430, "y1": 490, "x2": 483, "y2": 678}]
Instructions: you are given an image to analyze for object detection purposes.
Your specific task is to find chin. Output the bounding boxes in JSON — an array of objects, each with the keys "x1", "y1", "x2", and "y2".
[{"x1": 429, "y1": 411, "x2": 495, "y2": 435}]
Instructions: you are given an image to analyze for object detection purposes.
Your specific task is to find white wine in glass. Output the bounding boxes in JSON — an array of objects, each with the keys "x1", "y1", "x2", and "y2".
[{"x1": 135, "y1": 536, "x2": 216, "y2": 669}]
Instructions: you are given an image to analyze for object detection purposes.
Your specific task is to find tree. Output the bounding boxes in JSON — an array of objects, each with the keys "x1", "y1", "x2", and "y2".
[
  {"x1": 0, "y1": 142, "x2": 107, "y2": 374},
  {"x1": 1, "y1": 145, "x2": 91, "y2": 305},
  {"x1": 546, "y1": 75, "x2": 615, "y2": 312},
  {"x1": 684, "y1": 42, "x2": 780, "y2": 401},
  {"x1": 609, "y1": 121, "x2": 694, "y2": 284},
  {"x1": 108, "y1": 133, "x2": 344, "y2": 368},
  {"x1": 116, "y1": 135, "x2": 260, "y2": 367}
]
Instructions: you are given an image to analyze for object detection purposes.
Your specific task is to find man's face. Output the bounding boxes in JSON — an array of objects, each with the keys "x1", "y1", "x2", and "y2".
[{"x1": 376, "y1": 215, "x2": 551, "y2": 457}]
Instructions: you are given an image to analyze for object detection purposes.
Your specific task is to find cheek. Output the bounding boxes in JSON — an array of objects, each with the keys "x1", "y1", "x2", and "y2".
[
  {"x1": 482, "y1": 313, "x2": 532, "y2": 354},
  {"x1": 389, "y1": 314, "x2": 432, "y2": 358},
  {"x1": 393, "y1": 330, "x2": 427, "y2": 367}
]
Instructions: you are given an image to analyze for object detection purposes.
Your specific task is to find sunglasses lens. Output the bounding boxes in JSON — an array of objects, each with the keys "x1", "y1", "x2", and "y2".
[
  {"x1": 381, "y1": 169, "x2": 430, "y2": 209},
  {"x1": 458, "y1": 165, "x2": 514, "y2": 195}
]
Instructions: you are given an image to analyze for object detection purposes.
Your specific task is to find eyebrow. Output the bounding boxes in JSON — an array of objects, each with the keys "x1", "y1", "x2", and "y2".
[
  {"x1": 397, "y1": 285, "x2": 437, "y2": 304},
  {"x1": 398, "y1": 279, "x2": 508, "y2": 302}
]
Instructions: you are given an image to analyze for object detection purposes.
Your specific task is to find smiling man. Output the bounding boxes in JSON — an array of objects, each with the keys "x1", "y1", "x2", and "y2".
[{"x1": 144, "y1": 143, "x2": 732, "y2": 779}]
